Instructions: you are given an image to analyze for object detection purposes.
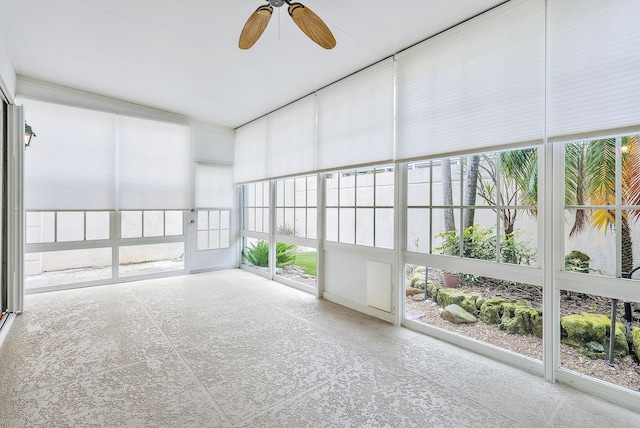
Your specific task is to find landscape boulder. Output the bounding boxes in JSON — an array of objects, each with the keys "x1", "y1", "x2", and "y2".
[
  {"x1": 499, "y1": 301, "x2": 543, "y2": 337},
  {"x1": 560, "y1": 312, "x2": 628, "y2": 359},
  {"x1": 479, "y1": 297, "x2": 513, "y2": 325},
  {"x1": 437, "y1": 288, "x2": 480, "y2": 316},
  {"x1": 633, "y1": 327, "x2": 640, "y2": 361},
  {"x1": 441, "y1": 304, "x2": 477, "y2": 324}
]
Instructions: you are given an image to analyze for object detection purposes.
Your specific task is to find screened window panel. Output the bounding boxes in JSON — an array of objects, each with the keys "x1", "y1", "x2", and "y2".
[
  {"x1": 317, "y1": 58, "x2": 395, "y2": 170},
  {"x1": 235, "y1": 117, "x2": 268, "y2": 183},
  {"x1": 395, "y1": 0, "x2": 545, "y2": 161},
  {"x1": 23, "y1": 99, "x2": 117, "y2": 210},
  {"x1": 268, "y1": 95, "x2": 316, "y2": 177},
  {"x1": 547, "y1": 0, "x2": 640, "y2": 141},
  {"x1": 196, "y1": 164, "x2": 235, "y2": 208},
  {"x1": 118, "y1": 115, "x2": 191, "y2": 209}
]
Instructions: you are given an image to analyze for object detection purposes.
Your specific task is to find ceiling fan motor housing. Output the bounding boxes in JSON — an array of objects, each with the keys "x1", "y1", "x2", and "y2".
[{"x1": 269, "y1": 0, "x2": 285, "y2": 7}]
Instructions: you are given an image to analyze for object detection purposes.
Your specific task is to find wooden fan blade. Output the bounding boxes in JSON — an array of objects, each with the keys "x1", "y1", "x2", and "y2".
[
  {"x1": 288, "y1": 3, "x2": 336, "y2": 49},
  {"x1": 239, "y1": 4, "x2": 273, "y2": 50}
]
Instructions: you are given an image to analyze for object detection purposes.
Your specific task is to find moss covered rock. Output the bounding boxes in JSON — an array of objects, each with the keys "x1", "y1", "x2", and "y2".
[
  {"x1": 426, "y1": 282, "x2": 440, "y2": 300},
  {"x1": 499, "y1": 302, "x2": 543, "y2": 336},
  {"x1": 632, "y1": 328, "x2": 640, "y2": 361},
  {"x1": 560, "y1": 313, "x2": 628, "y2": 358},
  {"x1": 479, "y1": 297, "x2": 513, "y2": 325},
  {"x1": 410, "y1": 266, "x2": 426, "y2": 290},
  {"x1": 436, "y1": 288, "x2": 480, "y2": 316},
  {"x1": 441, "y1": 304, "x2": 477, "y2": 324}
]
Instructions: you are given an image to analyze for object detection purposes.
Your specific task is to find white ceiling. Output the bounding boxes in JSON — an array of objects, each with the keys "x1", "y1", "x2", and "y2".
[{"x1": 0, "y1": 0, "x2": 505, "y2": 129}]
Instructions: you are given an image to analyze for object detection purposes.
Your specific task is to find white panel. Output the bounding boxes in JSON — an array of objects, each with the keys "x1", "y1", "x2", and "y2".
[
  {"x1": 191, "y1": 123, "x2": 234, "y2": 164},
  {"x1": 395, "y1": 0, "x2": 545, "y2": 160},
  {"x1": 23, "y1": 99, "x2": 117, "y2": 210},
  {"x1": 547, "y1": 0, "x2": 640, "y2": 140},
  {"x1": 196, "y1": 164, "x2": 234, "y2": 208},
  {"x1": 317, "y1": 58, "x2": 395, "y2": 170},
  {"x1": 235, "y1": 117, "x2": 268, "y2": 183},
  {"x1": 119, "y1": 115, "x2": 191, "y2": 209},
  {"x1": 268, "y1": 95, "x2": 316, "y2": 177},
  {"x1": 366, "y1": 260, "x2": 392, "y2": 312},
  {"x1": 323, "y1": 250, "x2": 367, "y2": 303}
]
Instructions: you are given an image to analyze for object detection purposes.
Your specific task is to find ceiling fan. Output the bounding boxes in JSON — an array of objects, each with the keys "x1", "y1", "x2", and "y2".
[{"x1": 239, "y1": 0, "x2": 336, "y2": 50}]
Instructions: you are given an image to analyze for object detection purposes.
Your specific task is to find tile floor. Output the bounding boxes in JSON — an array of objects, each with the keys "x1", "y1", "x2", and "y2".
[{"x1": 1, "y1": 269, "x2": 639, "y2": 427}]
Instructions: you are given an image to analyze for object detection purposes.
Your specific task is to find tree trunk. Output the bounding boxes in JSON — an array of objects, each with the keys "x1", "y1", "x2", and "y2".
[
  {"x1": 463, "y1": 155, "x2": 480, "y2": 230},
  {"x1": 621, "y1": 215, "x2": 634, "y2": 322},
  {"x1": 441, "y1": 158, "x2": 455, "y2": 232}
]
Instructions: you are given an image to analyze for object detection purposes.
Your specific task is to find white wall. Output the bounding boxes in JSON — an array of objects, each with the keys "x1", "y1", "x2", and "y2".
[{"x1": 0, "y1": 36, "x2": 16, "y2": 101}]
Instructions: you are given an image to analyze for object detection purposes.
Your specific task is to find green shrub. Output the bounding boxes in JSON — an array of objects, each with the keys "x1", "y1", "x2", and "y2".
[
  {"x1": 435, "y1": 225, "x2": 535, "y2": 265},
  {"x1": 243, "y1": 240, "x2": 298, "y2": 268}
]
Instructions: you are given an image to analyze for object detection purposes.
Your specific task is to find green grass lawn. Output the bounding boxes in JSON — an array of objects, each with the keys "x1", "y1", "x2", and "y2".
[{"x1": 293, "y1": 252, "x2": 317, "y2": 276}]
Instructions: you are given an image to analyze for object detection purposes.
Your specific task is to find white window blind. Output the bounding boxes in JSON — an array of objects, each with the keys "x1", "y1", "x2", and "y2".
[
  {"x1": 395, "y1": 0, "x2": 545, "y2": 161},
  {"x1": 196, "y1": 164, "x2": 234, "y2": 208},
  {"x1": 268, "y1": 95, "x2": 316, "y2": 178},
  {"x1": 547, "y1": 0, "x2": 640, "y2": 141},
  {"x1": 23, "y1": 99, "x2": 117, "y2": 210},
  {"x1": 118, "y1": 115, "x2": 191, "y2": 209},
  {"x1": 317, "y1": 58, "x2": 395, "y2": 170},
  {"x1": 235, "y1": 117, "x2": 268, "y2": 183}
]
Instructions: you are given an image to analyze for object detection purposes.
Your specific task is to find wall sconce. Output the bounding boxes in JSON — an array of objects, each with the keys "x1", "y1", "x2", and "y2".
[{"x1": 24, "y1": 123, "x2": 36, "y2": 147}]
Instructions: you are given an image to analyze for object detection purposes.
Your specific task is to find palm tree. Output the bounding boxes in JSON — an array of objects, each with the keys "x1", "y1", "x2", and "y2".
[{"x1": 565, "y1": 136, "x2": 640, "y2": 321}]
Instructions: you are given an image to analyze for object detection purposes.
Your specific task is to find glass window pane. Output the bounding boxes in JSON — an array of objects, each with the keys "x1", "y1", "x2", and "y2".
[
  {"x1": 220, "y1": 210, "x2": 230, "y2": 229},
  {"x1": 340, "y1": 173, "x2": 355, "y2": 206},
  {"x1": 407, "y1": 208, "x2": 429, "y2": 253},
  {"x1": 284, "y1": 179, "x2": 295, "y2": 206},
  {"x1": 276, "y1": 180, "x2": 285, "y2": 206},
  {"x1": 220, "y1": 230, "x2": 230, "y2": 248},
  {"x1": 375, "y1": 208, "x2": 394, "y2": 249},
  {"x1": 57, "y1": 211, "x2": 85, "y2": 242},
  {"x1": 356, "y1": 173, "x2": 374, "y2": 207},
  {"x1": 295, "y1": 208, "x2": 306, "y2": 238},
  {"x1": 25, "y1": 248, "x2": 112, "y2": 291},
  {"x1": 165, "y1": 211, "x2": 183, "y2": 236},
  {"x1": 339, "y1": 208, "x2": 355, "y2": 244},
  {"x1": 326, "y1": 173, "x2": 339, "y2": 206},
  {"x1": 559, "y1": 290, "x2": 636, "y2": 392},
  {"x1": 119, "y1": 242, "x2": 184, "y2": 277},
  {"x1": 295, "y1": 177, "x2": 306, "y2": 206},
  {"x1": 26, "y1": 212, "x2": 55, "y2": 244},
  {"x1": 326, "y1": 208, "x2": 338, "y2": 242},
  {"x1": 197, "y1": 231, "x2": 208, "y2": 251},
  {"x1": 209, "y1": 210, "x2": 220, "y2": 229},
  {"x1": 143, "y1": 210, "x2": 164, "y2": 237},
  {"x1": 375, "y1": 168, "x2": 395, "y2": 206},
  {"x1": 408, "y1": 163, "x2": 431, "y2": 206},
  {"x1": 198, "y1": 210, "x2": 208, "y2": 230},
  {"x1": 405, "y1": 265, "x2": 542, "y2": 361},
  {"x1": 86, "y1": 211, "x2": 110, "y2": 240},
  {"x1": 121, "y1": 211, "x2": 142, "y2": 238},
  {"x1": 356, "y1": 208, "x2": 374, "y2": 246},
  {"x1": 209, "y1": 230, "x2": 220, "y2": 249},
  {"x1": 307, "y1": 208, "x2": 317, "y2": 239}
]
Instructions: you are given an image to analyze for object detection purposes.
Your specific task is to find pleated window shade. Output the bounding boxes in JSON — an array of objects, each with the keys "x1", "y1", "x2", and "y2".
[
  {"x1": 24, "y1": 100, "x2": 117, "y2": 210},
  {"x1": 547, "y1": 0, "x2": 640, "y2": 141},
  {"x1": 118, "y1": 115, "x2": 191, "y2": 209},
  {"x1": 395, "y1": 0, "x2": 545, "y2": 161},
  {"x1": 316, "y1": 58, "x2": 395, "y2": 170},
  {"x1": 196, "y1": 163, "x2": 234, "y2": 208},
  {"x1": 235, "y1": 117, "x2": 268, "y2": 183},
  {"x1": 268, "y1": 94, "x2": 316, "y2": 178}
]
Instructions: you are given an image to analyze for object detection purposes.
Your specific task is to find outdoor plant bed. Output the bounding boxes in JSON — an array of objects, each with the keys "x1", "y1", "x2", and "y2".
[{"x1": 406, "y1": 268, "x2": 640, "y2": 392}]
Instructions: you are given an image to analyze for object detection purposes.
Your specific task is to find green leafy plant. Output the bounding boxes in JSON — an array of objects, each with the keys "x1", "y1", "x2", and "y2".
[
  {"x1": 435, "y1": 225, "x2": 535, "y2": 266},
  {"x1": 243, "y1": 240, "x2": 298, "y2": 268}
]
